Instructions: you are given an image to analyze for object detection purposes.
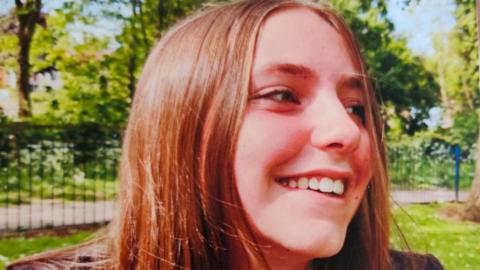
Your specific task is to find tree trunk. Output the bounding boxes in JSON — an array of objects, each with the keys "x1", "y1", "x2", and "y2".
[
  {"x1": 156, "y1": 0, "x2": 165, "y2": 38},
  {"x1": 127, "y1": 0, "x2": 140, "y2": 99},
  {"x1": 463, "y1": 0, "x2": 480, "y2": 222},
  {"x1": 127, "y1": 53, "x2": 136, "y2": 100},
  {"x1": 437, "y1": 63, "x2": 453, "y2": 128},
  {"x1": 15, "y1": 0, "x2": 42, "y2": 118},
  {"x1": 464, "y1": 128, "x2": 480, "y2": 221},
  {"x1": 137, "y1": 0, "x2": 148, "y2": 46},
  {"x1": 17, "y1": 33, "x2": 32, "y2": 117}
]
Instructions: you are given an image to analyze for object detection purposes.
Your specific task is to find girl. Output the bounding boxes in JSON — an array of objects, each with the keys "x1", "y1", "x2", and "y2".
[{"x1": 8, "y1": 0, "x2": 443, "y2": 269}]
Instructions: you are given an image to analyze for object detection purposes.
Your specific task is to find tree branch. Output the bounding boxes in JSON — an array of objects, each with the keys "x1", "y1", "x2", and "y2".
[
  {"x1": 477, "y1": 0, "x2": 480, "y2": 82},
  {"x1": 15, "y1": 0, "x2": 23, "y2": 8},
  {"x1": 137, "y1": 0, "x2": 148, "y2": 46},
  {"x1": 35, "y1": 0, "x2": 41, "y2": 11}
]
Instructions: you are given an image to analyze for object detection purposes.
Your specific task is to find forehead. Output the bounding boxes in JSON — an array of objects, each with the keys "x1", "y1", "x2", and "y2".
[{"x1": 253, "y1": 7, "x2": 356, "y2": 78}]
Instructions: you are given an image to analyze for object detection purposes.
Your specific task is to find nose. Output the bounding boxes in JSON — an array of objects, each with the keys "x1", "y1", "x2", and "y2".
[{"x1": 308, "y1": 96, "x2": 362, "y2": 154}]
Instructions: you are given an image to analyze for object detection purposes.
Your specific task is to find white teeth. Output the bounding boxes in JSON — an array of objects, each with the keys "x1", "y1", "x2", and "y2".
[
  {"x1": 318, "y1": 177, "x2": 334, "y2": 193},
  {"x1": 297, "y1": 177, "x2": 309, "y2": 189},
  {"x1": 308, "y1": 177, "x2": 319, "y2": 190},
  {"x1": 280, "y1": 176, "x2": 345, "y2": 195},
  {"x1": 288, "y1": 179, "x2": 298, "y2": 188},
  {"x1": 333, "y1": 180, "x2": 344, "y2": 195}
]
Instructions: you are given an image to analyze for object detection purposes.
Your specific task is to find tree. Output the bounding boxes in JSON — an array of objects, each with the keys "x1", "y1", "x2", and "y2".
[
  {"x1": 27, "y1": 2, "x2": 130, "y2": 125},
  {"x1": 427, "y1": 29, "x2": 479, "y2": 150},
  {"x1": 464, "y1": 0, "x2": 480, "y2": 222},
  {"x1": 332, "y1": 0, "x2": 439, "y2": 137},
  {"x1": 9, "y1": 0, "x2": 438, "y2": 132},
  {"x1": 116, "y1": 0, "x2": 203, "y2": 98},
  {"x1": 0, "y1": 12, "x2": 18, "y2": 69},
  {"x1": 24, "y1": 0, "x2": 204, "y2": 125},
  {"x1": 14, "y1": 0, "x2": 44, "y2": 117}
]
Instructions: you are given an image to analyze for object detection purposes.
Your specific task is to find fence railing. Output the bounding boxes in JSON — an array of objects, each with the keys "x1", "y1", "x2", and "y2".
[
  {"x1": 0, "y1": 124, "x2": 121, "y2": 232},
  {"x1": 0, "y1": 125, "x2": 475, "y2": 232},
  {"x1": 388, "y1": 142, "x2": 475, "y2": 190},
  {"x1": 388, "y1": 141, "x2": 474, "y2": 204}
]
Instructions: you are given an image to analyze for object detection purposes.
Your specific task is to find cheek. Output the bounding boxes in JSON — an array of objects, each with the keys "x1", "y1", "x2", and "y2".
[
  {"x1": 352, "y1": 130, "x2": 373, "y2": 185},
  {"x1": 235, "y1": 112, "x2": 307, "y2": 173},
  {"x1": 234, "y1": 112, "x2": 307, "y2": 216}
]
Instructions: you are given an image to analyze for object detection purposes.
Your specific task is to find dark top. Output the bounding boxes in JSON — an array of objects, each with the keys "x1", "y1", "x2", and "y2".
[
  {"x1": 390, "y1": 250, "x2": 444, "y2": 270},
  {"x1": 6, "y1": 249, "x2": 445, "y2": 270}
]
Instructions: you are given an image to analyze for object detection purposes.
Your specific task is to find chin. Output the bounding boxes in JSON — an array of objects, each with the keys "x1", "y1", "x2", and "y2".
[{"x1": 260, "y1": 219, "x2": 349, "y2": 260}]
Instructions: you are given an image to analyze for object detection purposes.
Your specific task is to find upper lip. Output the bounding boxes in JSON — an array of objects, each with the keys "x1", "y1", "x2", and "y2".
[{"x1": 276, "y1": 168, "x2": 354, "y2": 189}]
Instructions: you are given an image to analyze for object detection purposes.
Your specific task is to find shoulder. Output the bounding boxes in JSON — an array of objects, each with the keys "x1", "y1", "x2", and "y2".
[{"x1": 389, "y1": 250, "x2": 444, "y2": 270}]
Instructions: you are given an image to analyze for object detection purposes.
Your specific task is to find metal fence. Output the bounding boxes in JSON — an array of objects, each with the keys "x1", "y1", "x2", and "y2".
[
  {"x1": 0, "y1": 124, "x2": 121, "y2": 232},
  {"x1": 388, "y1": 141, "x2": 474, "y2": 203},
  {"x1": 0, "y1": 124, "x2": 475, "y2": 232}
]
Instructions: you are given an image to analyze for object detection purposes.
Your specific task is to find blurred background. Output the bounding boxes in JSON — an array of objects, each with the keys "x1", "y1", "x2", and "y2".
[{"x1": 0, "y1": 0, "x2": 479, "y2": 269}]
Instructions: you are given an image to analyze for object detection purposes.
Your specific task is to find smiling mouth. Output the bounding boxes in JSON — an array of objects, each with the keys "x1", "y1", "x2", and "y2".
[{"x1": 276, "y1": 176, "x2": 346, "y2": 196}]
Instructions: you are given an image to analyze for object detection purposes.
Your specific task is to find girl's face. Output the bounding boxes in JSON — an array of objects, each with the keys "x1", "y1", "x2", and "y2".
[{"x1": 234, "y1": 7, "x2": 372, "y2": 267}]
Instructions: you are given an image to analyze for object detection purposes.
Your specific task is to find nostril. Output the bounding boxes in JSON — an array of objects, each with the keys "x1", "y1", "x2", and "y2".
[{"x1": 327, "y1": 143, "x2": 343, "y2": 149}]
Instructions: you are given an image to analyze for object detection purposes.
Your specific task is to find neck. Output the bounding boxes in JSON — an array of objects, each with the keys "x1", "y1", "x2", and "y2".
[
  {"x1": 262, "y1": 245, "x2": 312, "y2": 270},
  {"x1": 227, "y1": 237, "x2": 312, "y2": 270}
]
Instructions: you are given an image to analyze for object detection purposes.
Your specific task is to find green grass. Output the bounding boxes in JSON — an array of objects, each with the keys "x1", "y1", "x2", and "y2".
[
  {"x1": 0, "y1": 229, "x2": 97, "y2": 269},
  {"x1": 391, "y1": 203, "x2": 480, "y2": 270},
  {"x1": 0, "y1": 204, "x2": 478, "y2": 270}
]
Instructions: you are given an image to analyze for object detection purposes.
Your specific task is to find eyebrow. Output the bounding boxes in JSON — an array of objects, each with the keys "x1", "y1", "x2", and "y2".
[
  {"x1": 254, "y1": 63, "x2": 316, "y2": 79},
  {"x1": 253, "y1": 63, "x2": 368, "y2": 91},
  {"x1": 337, "y1": 73, "x2": 366, "y2": 90}
]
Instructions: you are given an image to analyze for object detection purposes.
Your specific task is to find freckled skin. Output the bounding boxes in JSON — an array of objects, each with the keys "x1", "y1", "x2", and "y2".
[{"x1": 234, "y1": 8, "x2": 372, "y2": 270}]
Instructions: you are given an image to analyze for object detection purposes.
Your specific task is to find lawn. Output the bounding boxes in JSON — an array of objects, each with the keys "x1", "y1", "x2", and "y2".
[
  {"x1": 391, "y1": 203, "x2": 480, "y2": 270},
  {"x1": 0, "y1": 228, "x2": 97, "y2": 269},
  {"x1": 0, "y1": 203, "x2": 478, "y2": 270}
]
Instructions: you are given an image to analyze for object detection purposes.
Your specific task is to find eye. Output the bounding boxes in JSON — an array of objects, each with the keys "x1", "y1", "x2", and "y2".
[
  {"x1": 346, "y1": 105, "x2": 366, "y2": 125},
  {"x1": 251, "y1": 88, "x2": 300, "y2": 104}
]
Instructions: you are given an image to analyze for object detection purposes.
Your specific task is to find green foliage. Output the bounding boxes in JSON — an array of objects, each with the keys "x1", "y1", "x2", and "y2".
[
  {"x1": 450, "y1": 111, "x2": 479, "y2": 148},
  {"x1": 0, "y1": 124, "x2": 121, "y2": 204},
  {"x1": 27, "y1": 4, "x2": 130, "y2": 125},
  {"x1": 332, "y1": 0, "x2": 439, "y2": 135},
  {"x1": 0, "y1": 109, "x2": 9, "y2": 125},
  {"x1": 0, "y1": 0, "x2": 440, "y2": 131},
  {"x1": 1, "y1": 0, "x2": 443, "y2": 138},
  {"x1": 388, "y1": 134, "x2": 475, "y2": 189},
  {"x1": 427, "y1": 0, "x2": 479, "y2": 148},
  {"x1": 16, "y1": 0, "x2": 205, "y2": 125},
  {"x1": 0, "y1": 24, "x2": 17, "y2": 69},
  {"x1": 391, "y1": 203, "x2": 480, "y2": 270},
  {"x1": 452, "y1": 0, "x2": 478, "y2": 107}
]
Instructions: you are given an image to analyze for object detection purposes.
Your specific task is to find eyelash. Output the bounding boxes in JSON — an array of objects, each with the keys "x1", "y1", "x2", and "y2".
[
  {"x1": 346, "y1": 105, "x2": 366, "y2": 125},
  {"x1": 251, "y1": 88, "x2": 366, "y2": 124},
  {"x1": 252, "y1": 88, "x2": 300, "y2": 104}
]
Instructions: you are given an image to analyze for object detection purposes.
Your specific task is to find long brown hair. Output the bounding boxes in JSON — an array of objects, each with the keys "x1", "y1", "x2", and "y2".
[{"x1": 8, "y1": 1, "x2": 391, "y2": 269}]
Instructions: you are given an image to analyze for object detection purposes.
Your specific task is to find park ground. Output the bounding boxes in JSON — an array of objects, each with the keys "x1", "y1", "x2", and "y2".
[{"x1": 0, "y1": 203, "x2": 479, "y2": 270}]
